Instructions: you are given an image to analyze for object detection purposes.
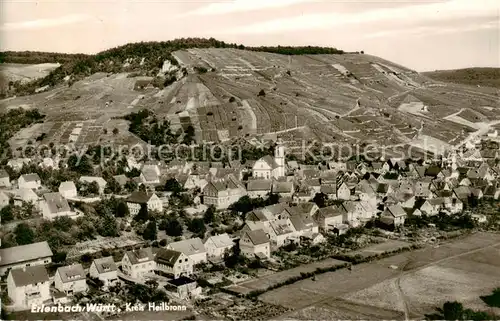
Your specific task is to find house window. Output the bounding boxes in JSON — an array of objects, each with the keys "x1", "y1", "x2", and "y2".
[
  {"x1": 179, "y1": 259, "x2": 182, "y2": 263},
  {"x1": 185, "y1": 258, "x2": 188, "y2": 262}
]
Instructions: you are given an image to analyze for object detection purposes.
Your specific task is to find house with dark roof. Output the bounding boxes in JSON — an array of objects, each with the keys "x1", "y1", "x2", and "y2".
[
  {"x1": 89, "y1": 257, "x2": 118, "y2": 288},
  {"x1": 121, "y1": 248, "x2": 155, "y2": 280},
  {"x1": 314, "y1": 205, "x2": 346, "y2": 232},
  {"x1": 246, "y1": 179, "x2": 272, "y2": 198},
  {"x1": 165, "y1": 276, "x2": 201, "y2": 300},
  {"x1": 381, "y1": 204, "x2": 407, "y2": 227},
  {"x1": 0, "y1": 241, "x2": 53, "y2": 276},
  {"x1": 7, "y1": 265, "x2": 51, "y2": 308},
  {"x1": 126, "y1": 191, "x2": 163, "y2": 215},
  {"x1": 202, "y1": 174, "x2": 247, "y2": 209},
  {"x1": 271, "y1": 181, "x2": 294, "y2": 198},
  {"x1": 155, "y1": 249, "x2": 193, "y2": 278},
  {"x1": 54, "y1": 264, "x2": 88, "y2": 295},
  {"x1": 240, "y1": 229, "x2": 270, "y2": 258}
]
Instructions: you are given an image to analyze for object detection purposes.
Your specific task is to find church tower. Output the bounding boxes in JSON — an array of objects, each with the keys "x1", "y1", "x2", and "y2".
[{"x1": 274, "y1": 138, "x2": 286, "y2": 178}]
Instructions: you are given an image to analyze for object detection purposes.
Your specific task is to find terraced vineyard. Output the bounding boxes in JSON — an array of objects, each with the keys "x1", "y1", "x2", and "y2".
[{"x1": 2, "y1": 47, "x2": 499, "y2": 155}]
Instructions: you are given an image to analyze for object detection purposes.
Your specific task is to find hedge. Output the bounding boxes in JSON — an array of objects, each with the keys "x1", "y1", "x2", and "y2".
[{"x1": 245, "y1": 244, "x2": 422, "y2": 298}]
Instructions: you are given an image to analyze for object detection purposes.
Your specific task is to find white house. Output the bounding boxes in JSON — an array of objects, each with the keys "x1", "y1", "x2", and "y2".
[
  {"x1": 7, "y1": 265, "x2": 51, "y2": 309},
  {"x1": 381, "y1": 204, "x2": 407, "y2": 227},
  {"x1": 167, "y1": 238, "x2": 207, "y2": 265},
  {"x1": 204, "y1": 234, "x2": 234, "y2": 259},
  {"x1": 79, "y1": 176, "x2": 107, "y2": 194},
  {"x1": 18, "y1": 173, "x2": 41, "y2": 190},
  {"x1": 252, "y1": 140, "x2": 286, "y2": 179},
  {"x1": 155, "y1": 249, "x2": 193, "y2": 279},
  {"x1": 240, "y1": 229, "x2": 271, "y2": 259},
  {"x1": 54, "y1": 264, "x2": 88, "y2": 295},
  {"x1": 0, "y1": 169, "x2": 11, "y2": 188},
  {"x1": 126, "y1": 191, "x2": 163, "y2": 215},
  {"x1": 89, "y1": 257, "x2": 118, "y2": 288},
  {"x1": 13, "y1": 188, "x2": 40, "y2": 208},
  {"x1": 121, "y1": 248, "x2": 155, "y2": 280},
  {"x1": 140, "y1": 167, "x2": 161, "y2": 185},
  {"x1": 203, "y1": 174, "x2": 247, "y2": 209},
  {"x1": 41, "y1": 192, "x2": 78, "y2": 220},
  {"x1": 0, "y1": 241, "x2": 53, "y2": 276},
  {"x1": 58, "y1": 181, "x2": 77, "y2": 199}
]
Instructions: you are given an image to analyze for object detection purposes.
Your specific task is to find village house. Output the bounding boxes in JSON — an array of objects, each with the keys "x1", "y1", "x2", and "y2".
[
  {"x1": 342, "y1": 201, "x2": 366, "y2": 226},
  {"x1": 54, "y1": 264, "x2": 88, "y2": 295},
  {"x1": 0, "y1": 191, "x2": 9, "y2": 209},
  {"x1": 41, "y1": 192, "x2": 79, "y2": 220},
  {"x1": 167, "y1": 238, "x2": 207, "y2": 265},
  {"x1": 184, "y1": 173, "x2": 208, "y2": 190},
  {"x1": 13, "y1": 188, "x2": 40, "y2": 208},
  {"x1": 289, "y1": 215, "x2": 318, "y2": 237},
  {"x1": 140, "y1": 166, "x2": 161, "y2": 185},
  {"x1": 381, "y1": 204, "x2": 407, "y2": 227},
  {"x1": 155, "y1": 249, "x2": 193, "y2": 279},
  {"x1": 246, "y1": 179, "x2": 272, "y2": 199},
  {"x1": 272, "y1": 181, "x2": 294, "y2": 198},
  {"x1": 202, "y1": 174, "x2": 247, "y2": 209},
  {"x1": 89, "y1": 257, "x2": 118, "y2": 288},
  {"x1": 58, "y1": 181, "x2": 77, "y2": 199},
  {"x1": 252, "y1": 140, "x2": 286, "y2": 179},
  {"x1": 204, "y1": 234, "x2": 234, "y2": 259},
  {"x1": 293, "y1": 189, "x2": 314, "y2": 203},
  {"x1": 79, "y1": 176, "x2": 107, "y2": 194},
  {"x1": 18, "y1": 173, "x2": 42, "y2": 190},
  {"x1": 113, "y1": 174, "x2": 129, "y2": 189},
  {"x1": 121, "y1": 248, "x2": 155, "y2": 280},
  {"x1": 267, "y1": 218, "x2": 296, "y2": 248},
  {"x1": 0, "y1": 169, "x2": 11, "y2": 187},
  {"x1": 287, "y1": 202, "x2": 319, "y2": 218},
  {"x1": 165, "y1": 277, "x2": 201, "y2": 300},
  {"x1": 0, "y1": 241, "x2": 53, "y2": 276},
  {"x1": 7, "y1": 265, "x2": 51, "y2": 309},
  {"x1": 126, "y1": 191, "x2": 163, "y2": 215},
  {"x1": 314, "y1": 205, "x2": 346, "y2": 232},
  {"x1": 419, "y1": 198, "x2": 443, "y2": 216},
  {"x1": 443, "y1": 197, "x2": 464, "y2": 214},
  {"x1": 240, "y1": 229, "x2": 271, "y2": 259},
  {"x1": 320, "y1": 184, "x2": 337, "y2": 200},
  {"x1": 483, "y1": 185, "x2": 500, "y2": 200}
]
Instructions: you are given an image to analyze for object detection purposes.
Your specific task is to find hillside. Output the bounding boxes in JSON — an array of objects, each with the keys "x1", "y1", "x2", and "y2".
[
  {"x1": 1, "y1": 40, "x2": 499, "y2": 158},
  {"x1": 423, "y1": 68, "x2": 500, "y2": 89}
]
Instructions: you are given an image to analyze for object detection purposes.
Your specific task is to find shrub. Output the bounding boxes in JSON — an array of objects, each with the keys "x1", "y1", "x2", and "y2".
[{"x1": 257, "y1": 89, "x2": 265, "y2": 97}]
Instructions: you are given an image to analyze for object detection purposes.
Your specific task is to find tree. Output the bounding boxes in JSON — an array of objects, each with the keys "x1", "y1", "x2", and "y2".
[
  {"x1": 145, "y1": 279, "x2": 159, "y2": 290},
  {"x1": 165, "y1": 218, "x2": 183, "y2": 237},
  {"x1": 257, "y1": 89, "x2": 265, "y2": 97},
  {"x1": 164, "y1": 178, "x2": 182, "y2": 194},
  {"x1": 124, "y1": 180, "x2": 138, "y2": 193},
  {"x1": 53, "y1": 251, "x2": 68, "y2": 263},
  {"x1": 230, "y1": 195, "x2": 253, "y2": 214},
  {"x1": 88, "y1": 181, "x2": 100, "y2": 195},
  {"x1": 105, "y1": 177, "x2": 121, "y2": 194},
  {"x1": 14, "y1": 223, "x2": 35, "y2": 245},
  {"x1": 99, "y1": 214, "x2": 119, "y2": 237},
  {"x1": 113, "y1": 128, "x2": 119, "y2": 135},
  {"x1": 143, "y1": 220, "x2": 158, "y2": 241},
  {"x1": 183, "y1": 125, "x2": 195, "y2": 145},
  {"x1": 1, "y1": 205, "x2": 14, "y2": 222},
  {"x1": 116, "y1": 201, "x2": 130, "y2": 217},
  {"x1": 313, "y1": 192, "x2": 327, "y2": 208},
  {"x1": 188, "y1": 218, "x2": 206, "y2": 235},
  {"x1": 203, "y1": 205, "x2": 216, "y2": 224},
  {"x1": 135, "y1": 204, "x2": 149, "y2": 222}
]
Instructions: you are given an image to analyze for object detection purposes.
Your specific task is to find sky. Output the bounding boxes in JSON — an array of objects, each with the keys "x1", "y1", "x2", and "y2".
[{"x1": 0, "y1": 0, "x2": 499, "y2": 71}]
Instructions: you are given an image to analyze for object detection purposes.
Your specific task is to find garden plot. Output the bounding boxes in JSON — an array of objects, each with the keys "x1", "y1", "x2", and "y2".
[{"x1": 348, "y1": 240, "x2": 411, "y2": 258}]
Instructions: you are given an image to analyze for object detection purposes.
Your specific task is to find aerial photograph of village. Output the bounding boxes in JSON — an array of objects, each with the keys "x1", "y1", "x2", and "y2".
[{"x1": 0, "y1": 0, "x2": 499, "y2": 320}]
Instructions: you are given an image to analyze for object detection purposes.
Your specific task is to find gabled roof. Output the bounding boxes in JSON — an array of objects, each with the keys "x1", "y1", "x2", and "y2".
[
  {"x1": 272, "y1": 181, "x2": 293, "y2": 193},
  {"x1": 168, "y1": 237, "x2": 206, "y2": 256},
  {"x1": 257, "y1": 155, "x2": 279, "y2": 169},
  {"x1": 289, "y1": 215, "x2": 316, "y2": 232},
  {"x1": 92, "y1": 256, "x2": 117, "y2": 274},
  {"x1": 59, "y1": 181, "x2": 76, "y2": 192},
  {"x1": 125, "y1": 248, "x2": 154, "y2": 265},
  {"x1": 155, "y1": 249, "x2": 183, "y2": 267},
  {"x1": 43, "y1": 192, "x2": 71, "y2": 214},
  {"x1": 126, "y1": 191, "x2": 156, "y2": 204},
  {"x1": 113, "y1": 174, "x2": 129, "y2": 187},
  {"x1": 316, "y1": 205, "x2": 345, "y2": 218},
  {"x1": 269, "y1": 220, "x2": 295, "y2": 236},
  {"x1": 0, "y1": 241, "x2": 53, "y2": 266},
  {"x1": 205, "y1": 233, "x2": 233, "y2": 249},
  {"x1": 243, "y1": 229, "x2": 269, "y2": 245},
  {"x1": 10, "y1": 265, "x2": 49, "y2": 287},
  {"x1": 425, "y1": 165, "x2": 442, "y2": 177},
  {"x1": 387, "y1": 204, "x2": 406, "y2": 217},
  {"x1": 20, "y1": 173, "x2": 41, "y2": 182},
  {"x1": 56, "y1": 264, "x2": 85, "y2": 283},
  {"x1": 246, "y1": 179, "x2": 272, "y2": 191},
  {"x1": 79, "y1": 176, "x2": 107, "y2": 187},
  {"x1": 320, "y1": 184, "x2": 336, "y2": 194},
  {"x1": 206, "y1": 174, "x2": 244, "y2": 192}
]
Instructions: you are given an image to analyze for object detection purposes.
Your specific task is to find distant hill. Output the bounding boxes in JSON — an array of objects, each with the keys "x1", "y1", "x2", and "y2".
[{"x1": 423, "y1": 68, "x2": 500, "y2": 88}]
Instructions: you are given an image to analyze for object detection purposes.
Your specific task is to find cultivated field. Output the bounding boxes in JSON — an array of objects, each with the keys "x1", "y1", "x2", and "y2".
[
  {"x1": 225, "y1": 258, "x2": 347, "y2": 296},
  {"x1": 261, "y1": 232, "x2": 500, "y2": 320},
  {"x1": 0, "y1": 63, "x2": 60, "y2": 83}
]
